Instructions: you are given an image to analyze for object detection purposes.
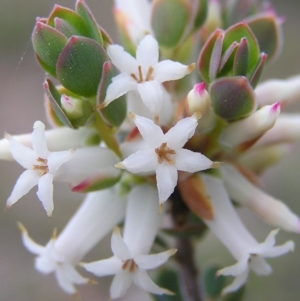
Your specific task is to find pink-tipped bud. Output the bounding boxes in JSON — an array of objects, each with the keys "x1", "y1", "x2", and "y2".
[
  {"x1": 187, "y1": 83, "x2": 211, "y2": 115},
  {"x1": 220, "y1": 103, "x2": 280, "y2": 150},
  {"x1": 61, "y1": 94, "x2": 84, "y2": 119}
]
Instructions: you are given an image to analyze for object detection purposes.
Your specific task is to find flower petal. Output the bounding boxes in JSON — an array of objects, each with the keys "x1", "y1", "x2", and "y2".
[
  {"x1": 221, "y1": 269, "x2": 249, "y2": 295},
  {"x1": 136, "y1": 35, "x2": 159, "y2": 69},
  {"x1": 110, "y1": 270, "x2": 134, "y2": 299},
  {"x1": 164, "y1": 116, "x2": 198, "y2": 149},
  {"x1": 123, "y1": 185, "x2": 161, "y2": 256},
  {"x1": 37, "y1": 173, "x2": 54, "y2": 216},
  {"x1": 120, "y1": 149, "x2": 158, "y2": 174},
  {"x1": 32, "y1": 121, "x2": 50, "y2": 158},
  {"x1": 156, "y1": 164, "x2": 178, "y2": 203},
  {"x1": 8, "y1": 137, "x2": 36, "y2": 169},
  {"x1": 135, "y1": 249, "x2": 177, "y2": 270},
  {"x1": 131, "y1": 113, "x2": 164, "y2": 147},
  {"x1": 35, "y1": 255, "x2": 56, "y2": 274},
  {"x1": 7, "y1": 170, "x2": 39, "y2": 208},
  {"x1": 19, "y1": 223, "x2": 45, "y2": 255},
  {"x1": 249, "y1": 256, "x2": 272, "y2": 275},
  {"x1": 55, "y1": 265, "x2": 78, "y2": 295},
  {"x1": 111, "y1": 227, "x2": 132, "y2": 260},
  {"x1": 217, "y1": 257, "x2": 249, "y2": 277},
  {"x1": 83, "y1": 256, "x2": 122, "y2": 277},
  {"x1": 175, "y1": 149, "x2": 213, "y2": 172},
  {"x1": 153, "y1": 60, "x2": 194, "y2": 83},
  {"x1": 136, "y1": 81, "x2": 164, "y2": 117},
  {"x1": 134, "y1": 269, "x2": 173, "y2": 295},
  {"x1": 62, "y1": 264, "x2": 89, "y2": 284},
  {"x1": 107, "y1": 44, "x2": 138, "y2": 74},
  {"x1": 48, "y1": 149, "x2": 74, "y2": 174},
  {"x1": 104, "y1": 73, "x2": 137, "y2": 105}
]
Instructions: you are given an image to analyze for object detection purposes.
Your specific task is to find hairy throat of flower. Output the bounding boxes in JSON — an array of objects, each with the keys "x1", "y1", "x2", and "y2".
[
  {"x1": 155, "y1": 142, "x2": 176, "y2": 164},
  {"x1": 131, "y1": 65, "x2": 154, "y2": 83},
  {"x1": 122, "y1": 259, "x2": 138, "y2": 273},
  {"x1": 33, "y1": 157, "x2": 49, "y2": 176}
]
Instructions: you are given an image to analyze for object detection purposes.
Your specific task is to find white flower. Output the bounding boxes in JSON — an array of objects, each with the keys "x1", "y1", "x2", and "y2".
[
  {"x1": 199, "y1": 174, "x2": 294, "y2": 295},
  {"x1": 116, "y1": 113, "x2": 218, "y2": 204},
  {"x1": 6, "y1": 121, "x2": 74, "y2": 216},
  {"x1": 101, "y1": 35, "x2": 195, "y2": 122},
  {"x1": 82, "y1": 184, "x2": 176, "y2": 299},
  {"x1": 18, "y1": 187, "x2": 127, "y2": 295}
]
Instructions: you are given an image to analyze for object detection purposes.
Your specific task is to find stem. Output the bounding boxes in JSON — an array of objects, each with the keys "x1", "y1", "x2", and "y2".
[
  {"x1": 170, "y1": 188, "x2": 203, "y2": 301},
  {"x1": 94, "y1": 112, "x2": 122, "y2": 158}
]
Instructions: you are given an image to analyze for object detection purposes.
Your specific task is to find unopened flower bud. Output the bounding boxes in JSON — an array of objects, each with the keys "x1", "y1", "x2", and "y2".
[
  {"x1": 61, "y1": 94, "x2": 84, "y2": 119},
  {"x1": 187, "y1": 83, "x2": 210, "y2": 115}
]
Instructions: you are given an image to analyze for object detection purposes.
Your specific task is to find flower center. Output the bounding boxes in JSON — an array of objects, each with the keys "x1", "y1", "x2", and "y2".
[
  {"x1": 131, "y1": 65, "x2": 154, "y2": 83},
  {"x1": 155, "y1": 142, "x2": 176, "y2": 164},
  {"x1": 33, "y1": 157, "x2": 49, "y2": 176},
  {"x1": 122, "y1": 259, "x2": 137, "y2": 273}
]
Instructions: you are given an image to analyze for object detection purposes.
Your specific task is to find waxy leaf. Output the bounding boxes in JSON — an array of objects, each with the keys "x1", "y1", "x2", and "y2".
[
  {"x1": 210, "y1": 76, "x2": 257, "y2": 121},
  {"x1": 247, "y1": 14, "x2": 283, "y2": 62},
  {"x1": 209, "y1": 33, "x2": 224, "y2": 81},
  {"x1": 97, "y1": 62, "x2": 127, "y2": 127},
  {"x1": 57, "y1": 36, "x2": 108, "y2": 97},
  {"x1": 76, "y1": 0, "x2": 103, "y2": 45},
  {"x1": 54, "y1": 18, "x2": 82, "y2": 38},
  {"x1": 47, "y1": 5, "x2": 89, "y2": 36},
  {"x1": 152, "y1": 0, "x2": 190, "y2": 48},
  {"x1": 249, "y1": 52, "x2": 267, "y2": 88},
  {"x1": 43, "y1": 78, "x2": 74, "y2": 128},
  {"x1": 233, "y1": 37, "x2": 249, "y2": 76},
  {"x1": 32, "y1": 22, "x2": 67, "y2": 77},
  {"x1": 193, "y1": 0, "x2": 208, "y2": 30},
  {"x1": 222, "y1": 22, "x2": 260, "y2": 75}
]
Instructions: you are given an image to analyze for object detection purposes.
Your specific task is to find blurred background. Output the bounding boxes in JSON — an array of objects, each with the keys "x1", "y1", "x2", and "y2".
[{"x1": 0, "y1": 0, "x2": 300, "y2": 300}]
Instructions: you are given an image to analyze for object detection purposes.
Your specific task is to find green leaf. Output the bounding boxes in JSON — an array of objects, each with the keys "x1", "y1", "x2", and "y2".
[
  {"x1": 97, "y1": 62, "x2": 127, "y2": 127},
  {"x1": 198, "y1": 29, "x2": 224, "y2": 83},
  {"x1": 57, "y1": 36, "x2": 108, "y2": 97},
  {"x1": 249, "y1": 52, "x2": 267, "y2": 88},
  {"x1": 32, "y1": 22, "x2": 68, "y2": 77},
  {"x1": 209, "y1": 76, "x2": 257, "y2": 121},
  {"x1": 76, "y1": 0, "x2": 103, "y2": 45},
  {"x1": 222, "y1": 22, "x2": 260, "y2": 75},
  {"x1": 54, "y1": 18, "x2": 82, "y2": 38},
  {"x1": 209, "y1": 32, "x2": 224, "y2": 81},
  {"x1": 247, "y1": 14, "x2": 283, "y2": 62},
  {"x1": 152, "y1": 0, "x2": 190, "y2": 48},
  {"x1": 43, "y1": 78, "x2": 74, "y2": 128},
  {"x1": 193, "y1": 0, "x2": 208, "y2": 30},
  {"x1": 233, "y1": 37, "x2": 249, "y2": 76},
  {"x1": 203, "y1": 264, "x2": 225, "y2": 298},
  {"x1": 47, "y1": 5, "x2": 89, "y2": 36}
]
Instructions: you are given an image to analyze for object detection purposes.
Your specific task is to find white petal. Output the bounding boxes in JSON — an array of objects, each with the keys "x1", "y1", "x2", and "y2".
[
  {"x1": 131, "y1": 114, "x2": 164, "y2": 147},
  {"x1": 37, "y1": 173, "x2": 54, "y2": 216},
  {"x1": 217, "y1": 257, "x2": 249, "y2": 277},
  {"x1": 257, "y1": 241, "x2": 295, "y2": 258},
  {"x1": 135, "y1": 249, "x2": 177, "y2": 270},
  {"x1": 249, "y1": 256, "x2": 272, "y2": 275},
  {"x1": 104, "y1": 73, "x2": 137, "y2": 104},
  {"x1": 221, "y1": 269, "x2": 249, "y2": 295},
  {"x1": 134, "y1": 269, "x2": 173, "y2": 295},
  {"x1": 164, "y1": 116, "x2": 198, "y2": 149},
  {"x1": 136, "y1": 35, "x2": 159, "y2": 69},
  {"x1": 156, "y1": 164, "x2": 178, "y2": 203},
  {"x1": 175, "y1": 149, "x2": 213, "y2": 172},
  {"x1": 123, "y1": 185, "x2": 161, "y2": 256},
  {"x1": 111, "y1": 227, "x2": 132, "y2": 260},
  {"x1": 136, "y1": 81, "x2": 164, "y2": 116},
  {"x1": 35, "y1": 256, "x2": 56, "y2": 274},
  {"x1": 19, "y1": 225, "x2": 45, "y2": 255},
  {"x1": 110, "y1": 270, "x2": 134, "y2": 299},
  {"x1": 107, "y1": 44, "x2": 138, "y2": 73},
  {"x1": 62, "y1": 264, "x2": 88, "y2": 284},
  {"x1": 32, "y1": 121, "x2": 50, "y2": 158},
  {"x1": 7, "y1": 170, "x2": 39, "y2": 208},
  {"x1": 121, "y1": 149, "x2": 158, "y2": 173},
  {"x1": 83, "y1": 256, "x2": 122, "y2": 277},
  {"x1": 55, "y1": 265, "x2": 78, "y2": 295},
  {"x1": 153, "y1": 60, "x2": 193, "y2": 83},
  {"x1": 48, "y1": 149, "x2": 74, "y2": 174},
  {"x1": 8, "y1": 137, "x2": 36, "y2": 169}
]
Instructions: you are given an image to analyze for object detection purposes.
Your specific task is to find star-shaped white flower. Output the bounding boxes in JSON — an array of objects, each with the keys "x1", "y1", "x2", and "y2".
[
  {"x1": 101, "y1": 34, "x2": 195, "y2": 122},
  {"x1": 6, "y1": 121, "x2": 74, "y2": 216},
  {"x1": 83, "y1": 226, "x2": 176, "y2": 299},
  {"x1": 116, "y1": 113, "x2": 218, "y2": 204},
  {"x1": 18, "y1": 223, "x2": 89, "y2": 295}
]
